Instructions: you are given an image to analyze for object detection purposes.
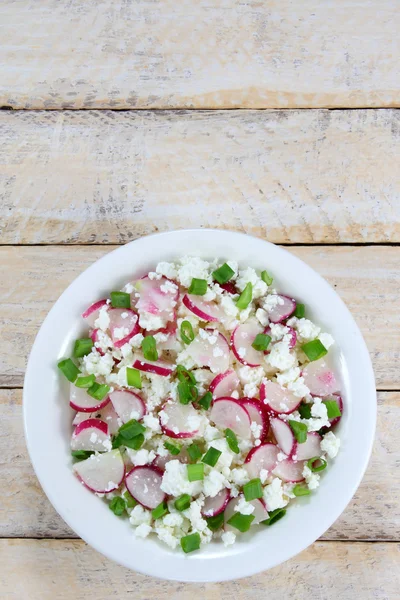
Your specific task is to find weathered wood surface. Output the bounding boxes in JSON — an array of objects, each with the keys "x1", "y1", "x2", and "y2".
[
  {"x1": 1, "y1": 245, "x2": 398, "y2": 389},
  {"x1": 1, "y1": 389, "x2": 398, "y2": 540},
  {"x1": 1, "y1": 539, "x2": 399, "y2": 599},
  {"x1": 1, "y1": 109, "x2": 399, "y2": 245},
  {"x1": 1, "y1": 1, "x2": 400, "y2": 110}
]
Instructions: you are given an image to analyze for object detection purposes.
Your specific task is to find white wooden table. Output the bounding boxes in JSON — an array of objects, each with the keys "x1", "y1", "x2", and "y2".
[{"x1": 0, "y1": 2, "x2": 399, "y2": 598}]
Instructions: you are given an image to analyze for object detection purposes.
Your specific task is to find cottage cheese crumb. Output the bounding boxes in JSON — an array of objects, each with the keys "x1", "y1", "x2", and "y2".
[{"x1": 321, "y1": 431, "x2": 341, "y2": 458}]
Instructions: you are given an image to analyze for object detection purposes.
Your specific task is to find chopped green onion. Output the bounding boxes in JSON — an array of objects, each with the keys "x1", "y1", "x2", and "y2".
[
  {"x1": 164, "y1": 441, "x2": 181, "y2": 456},
  {"x1": 302, "y1": 339, "x2": 327, "y2": 362},
  {"x1": 212, "y1": 263, "x2": 235, "y2": 285},
  {"x1": 202, "y1": 446, "x2": 222, "y2": 467},
  {"x1": 187, "y1": 463, "x2": 204, "y2": 481},
  {"x1": 323, "y1": 400, "x2": 342, "y2": 419},
  {"x1": 261, "y1": 270, "x2": 273, "y2": 286},
  {"x1": 180, "y1": 320, "x2": 195, "y2": 344},
  {"x1": 74, "y1": 374, "x2": 96, "y2": 388},
  {"x1": 177, "y1": 380, "x2": 198, "y2": 405},
  {"x1": 307, "y1": 456, "x2": 327, "y2": 472},
  {"x1": 236, "y1": 282, "x2": 253, "y2": 310},
  {"x1": 227, "y1": 512, "x2": 255, "y2": 533},
  {"x1": 109, "y1": 496, "x2": 126, "y2": 516},
  {"x1": 123, "y1": 490, "x2": 137, "y2": 508},
  {"x1": 112, "y1": 433, "x2": 144, "y2": 450},
  {"x1": 293, "y1": 484, "x2": 311, "y2": 497},
  {"x1": 118, "y1": 419, "x2": 145, "y2": 440},
  {"x1": 252, "y1": 333, "x2": 271, "y2": 352},
  {"x1": 141, "y1": 335, "x2": 158, "y2": 362},
  {"x1": 187, "y1": 443, "x2": 202, "y2": 462},
  {"x1": 174, "y1": 494, "x2": 191, "y2": 511},
  {"x1": 180, "y1": 532, "x2": 201, "y2": 553},
  {"x1": 87, "y1": 382, "x2": 110, "y2": 401},
  {"x1": 225, "y1": 428, "x2": 240, "y2": 454},
  {"x1": 293, "y1": 303, "x2": 305, "y2": 318},
  {"x1": 206, "y1": 512, "x2": 225, "y2": 531},
  {"x1": 73, "y1": 338, "x2": 93, "y2": 358},
  {"x1": 110, "y1": 291, "x2": 131, "y2": 309},
  {"x1": 151, "y1": 500, "x2": 169, "y2": 520},
  {"x1": 261, "y1": 508, "x2": 286, "y2": 526},
  {"x1": 71, "y1": 450, "x2": 93, "y2": 460},
  {"x1": 176, "y1": 365, "x2": 197, "y2": 385},
  {"x1": 243, "y1": 478, "x2": 263, "y2": 501},
  {"x1": 298, "y1": 402, "x2": 312, "y2": 419},
  {"x1": 289, "y1": 420, "x2": 308, "y2": 443},
  {"x1": 198, "y1": 391, "x2": 212, "y2": 410},
  {"x1": 58, "y1": 358, "x2": 81, "y2": 383},
  {"x1": 126, "y1": 367, "x2": 142, "y2": 389},
  {"x1": 188, "y1": 278, "x2": 208, "y2": 296}
]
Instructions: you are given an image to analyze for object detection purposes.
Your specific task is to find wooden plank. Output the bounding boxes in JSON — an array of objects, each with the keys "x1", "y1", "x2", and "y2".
[
  {"x1": 1, "y1": 1, "x2": 399, "y2": 110},
  {"x1": 1, "y1": 539, "x2": 399, "y2": 599},
  {"x1": 2, "y1": 388, "x2": 399, "y2": 541},
  {"x1": 0, "y1": 245, "x2": 398, "y2": 389},
  {"x1": 0, "y1": 109, "x2": 399, "y2": 245}
]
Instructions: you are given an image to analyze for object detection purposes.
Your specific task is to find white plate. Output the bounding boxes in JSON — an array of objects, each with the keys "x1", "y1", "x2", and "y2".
[{"x1": 24, "y1": 229, "x2": 376, "y2": 582}]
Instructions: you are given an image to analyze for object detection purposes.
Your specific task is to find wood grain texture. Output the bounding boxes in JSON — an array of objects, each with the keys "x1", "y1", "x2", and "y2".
[
  {"x1": 1, "y1": 389, "x2": 398, "y2": 540},
  {"x1": 1, "y1": 539, "x2": 399, "y2": 599},
  {"x1": 1, "y1": 245, "x2": 399, "y2": 388},
  {"x1": 1, "y1": 109, "x2": 399, "y2": 245},
  {"x1": 1, "y1": 1, "x2": 399, "y2": 110}
]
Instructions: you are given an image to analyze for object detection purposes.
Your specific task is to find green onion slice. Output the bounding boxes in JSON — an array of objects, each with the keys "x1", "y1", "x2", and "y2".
[
  {"x1": 198, "y1": 391, "x2": 212, "y2": 410},
  {"x1": 293, "y1": 484, "x2": 311, "y2": 497},
  {"x1": 87, "y1": 382, "x2": 110, "y2": 401},
  {"x1": 109, "y1": 496, "x2": 126, "y2": 516},
  {"x1": 181, "y1": 532, "x2": 201, "y2": 553},
  {"x1": 174, "y1": 494, "x2": 191, "y2": 512},
  {"x1": 118, "y1": 419, "x2": 145, "y2": 440},
  {"x1": 112, "y1": 433, "x2": 144, "y2": 450},
  {"x1": 151, "y1": 500, "x2": 169, "y2": 520},
  {"x1": 251, "y1": 333, "x2": 271, "y2": 351},
  {"x1": 180, "y1": 320, "x2": 195, "y2": 344},
  {"x1": 236, "y1": 282, "x2": 253, "y2": 310},
  {"x1": 206, "y1": 512, "x2": 225, "y2": 531},
  {"x1": 188, "y1": 278, "x2": 208, "y2": 296},
  {"x1": 176, "y1": 365, "x2": 197, "y2": 385},
  {"x1": 75, "y1": 374, "x2": 96, "y2": 388},
  {"x1": 298, "y1": 402, "x2": 312, "y2": 419},
  {"x1": 301, "y1": 339, "x2": 328, "y2": 362},
  {"x1": 123, "y1": 490, "x2": 137, "y2": 509},
  {"x1": 202, "y1": 446, "x2": 222, "y2": 467},
  {"x1": 323, "y1": 400, "x2": 342, "y2": 419},
  {"x1": 212, "y1": 263, "x2": 235, "y2": 285},
  {"x1": 293, "y1": 303, "x2": 305, "y2": 318},
  {"x1": 243, "y1": 478, "x2": 263, "y2": 501},
  {"x1": 126, "y1": 367, "x2": 142, "y2": 389},
  {"x1": 164, "y1": 441, "x2": 181, "y2": 456},
  {"x1": 110, "y1": 291, "x2": 131, "y2": 309},
  {"x1": 225, "y1": 428, "x2": 240, "y2": 454},
  {"x1": 58, "y1": 358, "x2": 81, "y2": 383},
  {"x1": 141, "y1": 335, "x2": 158, "y2": 362},
  {"x1": 73, "y1": 338, "x2": 93, "y2": 358},
  {"x1": 187, "y1": 443, "x2": 202, "y2": 462},
  {"x1": 261, "y1": 270, "x2": 273, "y2": 286},
  {"x1": 177, "y1": 380, "x2": 198, "y2": 405},
  {"x1": 307, "y1": 456, "x2": 327, "y2": 472},
  {"x1": 71, "y1": 450, "x2": 94, "y2": 460},
  {"x1": 289, "y1": 420, "x2": 308, "y2": 443},
  {"x1": 261, "y1": 508, "x2": 286, "y2": 526},
  {"x1": 227, "y1": 512, "x2": 255, "y2": 533},
  {"x1": 187, "y1": 463, "x2": 204, "y2": 481}
]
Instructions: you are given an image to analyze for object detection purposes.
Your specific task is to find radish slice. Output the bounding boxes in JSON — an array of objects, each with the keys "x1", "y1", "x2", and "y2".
[
  {"x1": 209, "y1": 369, "x2": 240, "y2": 398},
  {"x1": 224, "y1": 496, "x2": 257, "y2": 532},
  {"x1": 160, "y1": 400, "x2": 201, "y2": 439},
  {"x1": 270, "y1": 417, "x2": 296, "y2": 457},
  {"x1": 153, "y1": 448, "x2": 190, "y2": 471},
  {"x1": 231, "y1": 319, "x2": 265, "y2": 367},
  {"x1": 245, "y1": 443, "x2": 279, "y2": 479},
  {"x1": 295, "y1": 432, "x2": 322, "y2": 461},
  {"x1": 210, "y1": 398, "x2": 251, "y2": 439},
  {"x1": 125, "y1": 466, "x2": 165, "y2": 510},
  {"x1": 267, "y1": 295, "x2": 296, "y2": 323},
  {"x1": 186, "y1": 330, "x2": 230, "y2": 374},
  {"x1": 136, "y1": 276, "x2": 178, "y2": 323},
  {"x1": 109, "y1": 390, "x2": 146, "y2": 423},
  {"x1": 69, "y1": 383, "x2": 110, "y2": 413},
  {"x1": 133, "y1": 355, "x2": 175, "y2": 377},
  {"x1": 182, "y1": 294, "x2": 223, "y2": 322},
  {"x1": 82, "y1": 299, "x2": 108, "y2": 328},
  {"x1": 260, "y1": 380, "x2": 301, "y2": 414},
  {"x1": 250, "y1": 498, "x2": 269, "y2": 524},
  {"x1": 72, "y1": 402, "x2": 121, "y2": 434},
  {"x1": 265, "y1": 325, "x2": 297, "y2": 350},
  {"x1": 240, "y1": 398, "x2": 269, "y2": 439},
  {"x1": 71, "y1": 418, "x2": 111, "y2": 452},
  {"x1": 202, "y1": 488, "x2": 231, "y2": 517},
  {"x1": 273, "y1": 458, "x2": 306, "y2": 482},
  {"x1": 325, "y1": 394, "x2": 344, "y2": 427},
  {"x1": 108, "y1": 308, "x2": 140, "y2": 348},
  {"x1": 90, "y1": 328, "x2": 105, "y2": 356},
  {"x1": 73, "y1": 449, "x2": 125, "y2": 493},
  {"x1": 302, "y1": 359, "x2": 339, "y2": 397}
]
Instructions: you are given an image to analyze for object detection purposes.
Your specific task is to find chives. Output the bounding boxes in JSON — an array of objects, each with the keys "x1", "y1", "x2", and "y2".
[
  {"x1": 112, "y1": 433, "x2": 144, "y2": 450},
  {"x1": 262, "y1": 508, "x2": 286, "y2": 526},
  {"x1": 236, "y1": 282, "x2": 253, "y2": 310},
  {"x1": 123, "y1": 490, "x2": 137, "y2": 509},
  {"x1": 302, "y1": 339, "x2": 328, "y2": 362},
  {"x1": 58, "y1": 358, "x2": 81, "y2": 383},
  {"x1": 71, "y1": 450, "x2": 93, "y2": 460},
  {"x1": 323, "y1": 400, "x2": 342, "y2": 419},
  {"x1": 252, "y1": 333, "x2": 271, "y2": 352},
  {"x1": 293, "y1": 303, "x2": 305, "y2": 318},
  {"x1": 87, "y1": 382, "x2": 110, "y2": 401},
  {"x1": 181, "y1": 532, "x2": 201, "y2": 553},
  {"x1": 227, "y1": 512, "x2": 255, "y2": 532},
  {"x1": 187, "y1": 443, "x2": 202, "y2": 462},
  {"x1": 118, "y1": 419, "x2": 145, "y2": 439},
  {"x1": 198, "y1": 391, "x2": 212, "y2": 410},
  {"x1": 289, "y1": 420, "x2": 308, "y2": 444},
  {"x1": 75, "y1": 374, "x2": 96, "y2": 388},
  {"x1": 109, "y1": 496, "x2": 126, "y2": 516},
  {"x1": 225, "y1": 428, "x2": 240, "y2": 454},
  {"x1": 176, "y1": 365, "x2": 197, "y2": 385},
  {"x1": 164, "y1": 441, "x2": 181, "y2": 456},
  {"x1": 212, "y1": 263, "x2": 235, "y2": 285},
  {"x1": 180, "y1": 320, "x2": 195, "y2": 344},
  {"x1": 261, "y1": 270, "x2": 273, "y2": 286},
  {"x1": 298, "y1": 402, "x2": 312, "y2": 419},
  {"x1": 243, "y1": 478, "x2": 263, "y2": 501},
  {"x1": 307, "y1": 457, "x2": 327, "y2": 473},
  {"x1": 174, "y1": 494, "x2": 191, "y2": 511},
  {"x1": 187, "y1": 463, "x2": 204, "y2": 481},
  {"x1": 141, "y1": 336, "x2": 158, "y2": 362},
  {"x1": 206, "y1": 512, "x2": 225, "y2": 531},
  {"x1": 202, "y1": 446, "x2": 222, "y2": 467},
  {"x1": 178, "y1": 380, "x2": 198, "y2": 405},
  {"x1": 73, "y1": 338, "x2": 93, "y2": 358},
  {"x1": 151, "y1": 500, "x2": 169, "y2": 520},
  {"x1": 110, "y1": 291, "x2": 131, "y2": 309},
  {"x1": 126, "y1": 367, "x2": 142, "y2": 389},
  {"x1": 188, "y1": 278, "x2": 208, "y2": 296},
  {"x1": 293, "y1": 484, "x2": 311, "y2": 497}
]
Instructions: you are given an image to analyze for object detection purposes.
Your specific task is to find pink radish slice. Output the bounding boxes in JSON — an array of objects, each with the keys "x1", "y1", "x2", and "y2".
[
  {"x1": 231, "y1": 319, "x2": 265, "y2": 367},
  {"x1": 245, "y1": 443, "x2": 279, "y2": 479},
  {"x1": 109, "y1": 389, "x2": 146, "y2": 423},
  {"x1": 295, "y1": 432, "x2": 322, "y2": 461},
  {"x1": 108, "y1": 308, "x2": 140, "y2": 348},
  {"x1": 240, "y1": 398, "x2": 269, "y2": 439},
  {"x1": 325, "y1": 394, "x2": 343, "y2": 427},
  {"x1": 133, "y1": 355, "x2": 175, "y2": 377},
  {"x1": 153, "y1": 448, "x2": 190, "y2": 471},
  {"x1": 160, "y1": 400, "x2": 201, "y2": 438},
  {"x1": 202, "y1": 488, "x2": 231, "y2": 517},
  {"x1": 250, "y1": 498, "x2": 269, "y2": 524},
  {"x1": 90, "y1": 328, "x2": 105, "y2": 356},
  {"x1": 136, "y1": 276, "x2": 178, "y2": 323},
  {"x1": 210, "y1": 398, "x2": 251, "y2": 439},
  {"x1": 270, "y1": 417, "x2": 296, "y2": 457},
  {"x1": 125, "y1": 466, "x2": 165, "y2": 510},
  {"x1": 260, "y1": 380, "x2": 301, "y2": 414},
  {"x1": 186, "y1": 330, "x2": 230, "y2": 374},
  {"x1": 209, "y1": 369, "x2": 240, "y2": 399},
  {"x1": 72, "y1": 402, "x2": 121, "y2": 434},
  {"x1": 301, "y1": 359, "x2": 339, "y2": 397},
  {"x1": 273, "y1": 458, "x2": 306, "y2": 483},
  {"x1": 224, "y1": 496, "x2": 257, "y2": 532},
  {"x1": 268, "y1": 295, "x2": 296, "y2": 324},
  {"x1": 73, "y1": 449, "x2": 125, "y2": 493},
  {"x1": 264, "y1": 325, "x2": 297, "y2": 352},
  {"x1": 220, "y1": 282, "x2": 239, "y2": 295},
  {"x1": 182, "y1": 294, "x2": 223, "y2": 322},
  {"x1": 82, "y1": 299, "x2": 108, "y2": 328},
  {"x1": 71, "y1": 418, "x2": 111, "y2": 452},
  {"x1": 70, "y1": 383, "x2": 110, "y2": 413}
]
